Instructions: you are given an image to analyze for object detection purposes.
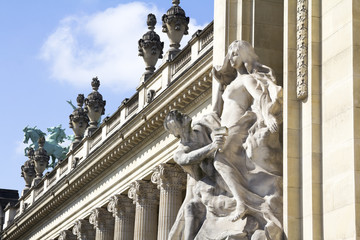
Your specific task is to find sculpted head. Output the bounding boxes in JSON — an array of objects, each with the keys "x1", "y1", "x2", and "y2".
[
  {"x1": 164, "y1": 110, "x2": 192, "y2": 138},
  {"x1": 227, "y1": 40, "x2": 258, "y2": 73}
]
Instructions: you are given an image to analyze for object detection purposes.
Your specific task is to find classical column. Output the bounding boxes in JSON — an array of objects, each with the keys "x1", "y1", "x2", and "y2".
[
  {"x1": 151, "y1": 163, "x2": 186, "y2": 240},
  {"x1": 128, "y1": 180, "x2": 159, "y2": 240},
  {"x1": 89, "y1": 208, "x2": 115, "y2": 240},
  {"x1": 107, "y1": 194, "x2": 135, "y2": 240},
  {"x1": 58, "y1": 230, "x2": 76, "y2": 240},
  {"x1": 72, "y1": 219, "x2": 95, "y2": 240}
]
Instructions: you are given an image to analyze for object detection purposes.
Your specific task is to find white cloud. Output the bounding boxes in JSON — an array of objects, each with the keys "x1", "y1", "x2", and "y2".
[{"x1": 40, "y1": 2, "x2": 208, "y2": 94}]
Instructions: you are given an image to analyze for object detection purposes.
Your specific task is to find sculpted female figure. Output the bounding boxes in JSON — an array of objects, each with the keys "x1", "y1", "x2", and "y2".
[{"x1": 212, "y1": 40, "x2": 283, "y2": 239}]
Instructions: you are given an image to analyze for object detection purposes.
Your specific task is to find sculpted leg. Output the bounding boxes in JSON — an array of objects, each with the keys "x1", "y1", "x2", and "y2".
[{"x1": 184, "y1": 200, "x2": 206, "y2": 240}]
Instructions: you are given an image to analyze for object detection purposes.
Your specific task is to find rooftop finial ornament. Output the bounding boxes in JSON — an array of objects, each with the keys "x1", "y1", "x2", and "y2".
[
  {"x1": 138, "y1": 14, "x2": 164, "y2": 82},
  {"x1": 85, "y1": 77, "x2": 106, "y2": 135},
  {"x1": 69, "y1": 94, "x2": 89, "y2": 149},
  {"x1": 162, "y1": 0, "x2": 189, "y2": 60},
  {"x1": 32, "y1": 136, "x2": 49, "y2": 187},
  {"x1": 21, "y1": 148, "x2": 35, "y2": 195}
]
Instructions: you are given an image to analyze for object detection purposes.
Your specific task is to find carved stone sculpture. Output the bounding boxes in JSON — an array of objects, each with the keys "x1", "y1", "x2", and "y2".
[
  {"x1": 164, "y1": 40, "x2": 283, "y2": 240},
  {"x1": 72, "y1": 219, "x2": 95, "y2": 240},
  {"x1": 32, "y1": 136, "x2": 49, "y2": 187},
  {"x1": 85, "y1": 77, "x2": 106, "y2": 134},
  {"x1": 21, "y1": 148, "x2": 36, "y2": 195},
  {"x1": 138, "y1": 14, "x2": 164, "y2": 81},
  {"x1": 162, "y1": 0, "x2": 189, "y2": 59},
  {"x1": 69, "y1": 94, "x2": 89, "y2": 149}
]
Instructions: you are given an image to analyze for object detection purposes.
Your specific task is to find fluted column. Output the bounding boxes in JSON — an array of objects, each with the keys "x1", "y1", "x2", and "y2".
[
  {"x1": 72, "y1": 219, "x2": 95, "y2": 240},
  {"x1": 152, "y1": 163, "x2": 186, "y2": 240},
  {"x1": 128, "y1": 180, "x2": 159, "y2": 240},
  {"x1": 89, "y1": 208, "x2": 115, "y2": 240},
  {"x1": 107, "y1": 194, "x2": 135, "y2": 240},
  {"x1": 59, "y1": 230, "x2": 76, "y2": 240}
]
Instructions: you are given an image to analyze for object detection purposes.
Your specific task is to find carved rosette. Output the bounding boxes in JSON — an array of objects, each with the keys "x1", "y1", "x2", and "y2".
[
  {"x1": 128, "y1": 180, "x2": 159, "y2": 208},
  {"x1": 139, "y1": 14, "x2": 164, "y2": 79},
  {"x1": 85, "y1": 77, "x2": 106, "y2": 133},
  {"x1": 151, "y1": 163, "x2": 186, "y2": 192},
  {"x1": 296, "y1": 0, "x2": 308, "y2": 101},
  {"x1": 89, "y1": 208, "x2": 114, "y2": 231},
  {"x1": 58, "y1": 230, "x2": 76, "y2": 240},
  {"x1": 162, "y1": 0, "x2": 189, "y2": 51},
  {"x1": 32, "y1": 136, "x2": 49, "y2": 186},
  {"x1": 69, "y1": 94, "x2": 89, "y2": 147},
  {"x1": 107, "y1": 194, "x2": 135, "y2": 219},
  {"x1": 21, "y1": 148, "x2": 36, "y2": 192},
  {"x1": 72, "y1": 219, "x2": 95, "y2": 240}
]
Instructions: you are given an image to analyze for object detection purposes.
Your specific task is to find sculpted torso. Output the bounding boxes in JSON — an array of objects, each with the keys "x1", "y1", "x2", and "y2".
[{"x1": 221, "y1": 74, "x2": 254, "y2": 127}]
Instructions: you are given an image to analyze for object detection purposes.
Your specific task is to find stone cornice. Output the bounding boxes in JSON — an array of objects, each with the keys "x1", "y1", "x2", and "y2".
[{"x1": 1, "y1": 47, "x2": 213, "y2": 240}]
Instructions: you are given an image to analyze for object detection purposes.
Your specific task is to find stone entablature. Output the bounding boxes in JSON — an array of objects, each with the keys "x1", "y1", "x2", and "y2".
[{"x1": 1, "y1": 22, "x2": 213, "y2": 240}]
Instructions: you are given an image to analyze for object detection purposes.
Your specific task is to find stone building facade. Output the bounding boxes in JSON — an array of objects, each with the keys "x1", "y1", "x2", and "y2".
[{"x1": 1, "y1": 0, "x2": 360, "y2": 239}]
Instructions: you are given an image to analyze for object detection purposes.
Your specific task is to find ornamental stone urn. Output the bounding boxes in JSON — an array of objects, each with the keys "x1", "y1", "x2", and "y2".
[
  {"x1": 162, "y1": 0, "x2": 189, "y2": 59},
  {"x1": 32, "y1": 136, "x2": 49, "y2": 187},
  {"x1": 138, "y1": 14, "x2": 164, "y2": 81},
  {"x1": 21, "y1": 148, "x2": 36, "y2": 195},
  {"x1": 69, "y1": 94, "x2": 89, "y2": 149},
  {"x1": 84, "y1": 77, "x2": 106, "y2": 135}
]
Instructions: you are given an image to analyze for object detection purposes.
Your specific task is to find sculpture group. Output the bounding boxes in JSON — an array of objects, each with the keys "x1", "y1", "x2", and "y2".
[{"x1": 164, "y1": 40, "x2": 283, "y2": 240}]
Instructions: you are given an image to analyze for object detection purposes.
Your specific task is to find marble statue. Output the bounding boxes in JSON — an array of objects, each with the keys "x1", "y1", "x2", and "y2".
[
  {"x1": 164, "y1": 40, "x2": 283, "y2": 240},
  {"x1": 23, "y1": 125, "x2": 70, "y2": 168}
]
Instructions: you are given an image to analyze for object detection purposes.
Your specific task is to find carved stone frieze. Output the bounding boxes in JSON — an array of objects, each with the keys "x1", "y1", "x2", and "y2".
[{"x1": 296, "y1": 0, "x2": 308, "y2": 100}]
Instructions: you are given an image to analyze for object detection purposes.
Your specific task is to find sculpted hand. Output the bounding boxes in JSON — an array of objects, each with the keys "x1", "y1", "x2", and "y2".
[{"x1": 213, "y1": 135, "x2": 226, "y2": 152}]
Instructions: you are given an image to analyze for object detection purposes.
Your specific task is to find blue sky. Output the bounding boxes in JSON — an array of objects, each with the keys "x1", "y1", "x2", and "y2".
[{"x1": 0, "y1": 0, "x2": 213, "y2": 194}]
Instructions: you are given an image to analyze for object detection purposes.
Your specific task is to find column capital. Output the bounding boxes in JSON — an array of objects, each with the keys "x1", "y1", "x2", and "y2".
[
  {"x1": 151, "y1": 163, "x2": 186, "y2": 191},
  {"x1": 58, "y1": 230, "x2": 76, "y2": 240},
  {"x1": 107, "y1": 194, "x2": 135, "y2": 218},
  {"x1": 72, "y1": 219, "x2": 95, "y2": 240},
  {"x1": 89, "y1": 207, "x2": 114, "y2": 231},
  {"x1": 128, "y1": 180, "x2": 159, "y2": 206}
]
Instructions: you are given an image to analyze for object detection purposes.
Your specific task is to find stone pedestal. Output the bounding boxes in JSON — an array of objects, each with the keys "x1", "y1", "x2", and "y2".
[
  {"x1": 128, "y1": 180, "x2": 159, "y2": 240},
  {"x1": 89, "y1": 208, "x2": 115, "y2": 240},
  {"x1": 58, "y1": 230, "x2": 76, "y2": 240},
  {"x1": 151, "y1": 164, "x2": 186, "y2": 240},
  {"x1": 72, "y1": 219, "x2": 95, "y2": 240},
  {"x1": 107, "y1": 194, "x2": 135, "y2": 240}
]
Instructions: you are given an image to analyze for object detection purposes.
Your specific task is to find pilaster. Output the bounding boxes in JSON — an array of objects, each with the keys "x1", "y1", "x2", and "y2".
[
  {"x1": 107, "y1": 194, "x2": 135, "y2": 240},
  {"x1": 89, "y1": 208, "x2": 115, "y2": 240},
  {"x1": 128, "y1": 180, "x2": 159, "y2": 240},
  {"x1": 72, "y1": 219, "x2": 95, "y2": 240},
  {"x1": 151, "y1": 163, "x2": 186, "y2": 240},
  {"x1": 58, "y1": 230, "x2": 76, "y2": 240}
]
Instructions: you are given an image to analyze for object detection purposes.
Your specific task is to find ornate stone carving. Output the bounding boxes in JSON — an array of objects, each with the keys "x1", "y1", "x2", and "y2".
[
  {"x1": 165, "y1": 40, "x2": 283, "y2": 239},
  {"x1": 58, "y1": 230, "x2": 76, "y2": 240},
  {"x1": 21, "y1": 148, "x2": 35, "y2": 195},
  {"x1": 32, "y1": 136, "x2": 49, "y2": 187},
  {"x1": 85, "y1": 77, "x2": 106, "y2": 134},
  {"x1": 107, "y1": 195, "x2": 135, "y2": 240},
  {"x1": 128, "y1": 180, "x2": 159, "y2": 207},
  {"x1": 151, "y1": 163, "x2": 186, "y2": 192},
  {"x1": 138, "y1": 14, "x2": 164, "y2": 81},
  {"x1": 69, "y1": 94, "x2": 89, "y2": 148},
  {"x1": 89, "y1": 208, "x2": 114, "y2": 232},
  {"x1": 162, "y1": 0, "x2": 189, "y2": 56},
  {"x1": 296, "y1": 0, "x2": 308, "y2": 100},
  {"x1": 72, "y1": 219, "x2": 95, "y2": 240},
  {"x1": 146, "y1": 89, "x2": 156, "y2": 104}
]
